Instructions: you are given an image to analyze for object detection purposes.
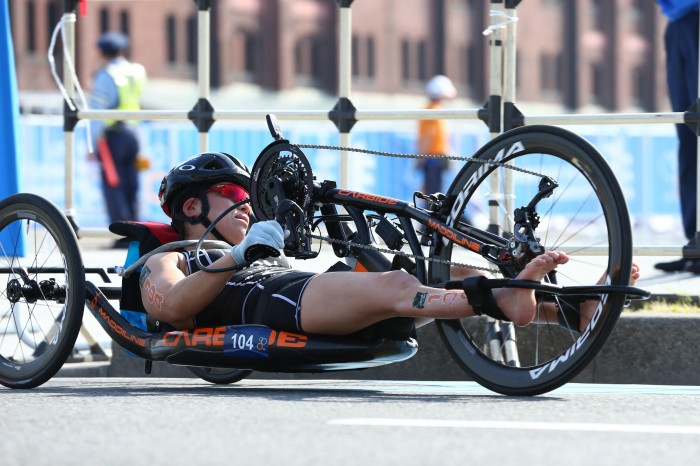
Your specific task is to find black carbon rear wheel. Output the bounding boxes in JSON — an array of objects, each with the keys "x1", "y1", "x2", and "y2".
[{"x1": 431, "y1": 126, "x2": 633, "y2": 396}]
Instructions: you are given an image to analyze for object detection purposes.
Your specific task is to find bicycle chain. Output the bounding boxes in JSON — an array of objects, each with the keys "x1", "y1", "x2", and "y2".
[
  {"x1": 293, "y1": 143, "x2": 528, "y2": 274},
  {"x1": 296, "y1": 143, "x2": 548, "y2": 178}
]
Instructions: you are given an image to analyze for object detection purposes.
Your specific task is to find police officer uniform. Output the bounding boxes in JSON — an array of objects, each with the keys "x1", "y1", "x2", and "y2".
[
  {"x1": 89, "y1": 32, "x2": 147, "y2": 229},
  {"x1": 655, "y1": 1, "x2": 700, "y2": 273}
]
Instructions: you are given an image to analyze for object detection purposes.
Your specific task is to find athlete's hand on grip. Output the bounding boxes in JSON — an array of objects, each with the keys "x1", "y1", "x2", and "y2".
[{"x1": 229, "y1": 220, "x2": 284, "y2": 264}]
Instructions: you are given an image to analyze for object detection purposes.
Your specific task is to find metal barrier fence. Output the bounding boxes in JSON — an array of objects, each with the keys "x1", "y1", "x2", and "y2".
[{"x1": 57, "y1": 0, "x2": 700, "y2": 259}]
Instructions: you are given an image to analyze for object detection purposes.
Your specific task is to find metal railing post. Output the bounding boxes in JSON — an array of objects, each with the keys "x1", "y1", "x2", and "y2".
[
  {"x1": 61, "y1": 1, "x2": 77, "y2": 221},
  {"x1": 486, "y1": 2, "x2": 505, "y2": 236},
  {"x1": 336, "y1": 0, "x2": 354, "y2": 188},
  {"x1": 196, "y1": 0, "x2": 212, "y2": 152},
  {"x1": 502, "y1": 2, "x2": 518, "y2": 230}
]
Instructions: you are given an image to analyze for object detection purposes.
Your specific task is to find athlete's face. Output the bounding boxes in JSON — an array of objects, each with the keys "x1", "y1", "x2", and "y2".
[{"x1": 205, "y1": 183, "x2": 251, "y2": 244}]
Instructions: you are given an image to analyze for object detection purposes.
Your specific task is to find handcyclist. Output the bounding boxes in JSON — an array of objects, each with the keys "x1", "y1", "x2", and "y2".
[{"x1": 139, "y1": 152, "x2": 640, "y2": 335}]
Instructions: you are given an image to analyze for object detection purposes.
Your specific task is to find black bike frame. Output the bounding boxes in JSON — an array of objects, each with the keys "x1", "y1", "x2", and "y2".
[{"x1": 319, "y1": 186, "x2": 510, "y2": 280}]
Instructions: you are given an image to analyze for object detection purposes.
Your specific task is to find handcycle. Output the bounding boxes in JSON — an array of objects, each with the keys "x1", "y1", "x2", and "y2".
[{"x1": 0, "y1": 115, "x2": 649, "y2": 395}]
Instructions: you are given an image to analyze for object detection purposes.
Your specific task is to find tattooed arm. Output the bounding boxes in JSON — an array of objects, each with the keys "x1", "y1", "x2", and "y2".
[{"x1": 139, "y1": 251, "x2": 234, "y2": 329}]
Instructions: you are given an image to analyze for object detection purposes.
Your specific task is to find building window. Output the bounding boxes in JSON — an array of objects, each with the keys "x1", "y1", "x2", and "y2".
[
  {"x1": 27, "y1": 1, "x2": 36, "y2": 53},
  {"x1": 99, "y1": 7, "x2": 110, "y2": 33},
  {"x1": 243, "y1": 32, "x2": 257, "y2": 74},
  {"x1": 400, "y1": 39, "x2": 428, "y2": 85},
  {"x1": 401, "y1": 40, "x2": 410, "y2": 82},
  {"x1": 590, "y1": 0, "x2": 603, "y2": 31},
  {"x1": 631, "y1": 0, "x2": 646, "y2": 35},
  {"x1": 47, "y1": 1, "x2": 60, "y2": 49},
  {"x1": 367, "y1": 36, "x2": 375, "y2": 78},
  {"x1": 166, "y1": 15, "x2": 176, "y2": 64},
  {"x1": 418, "y1": 40, "x2": 427, "y2": 81},
  {"x1": 556, "y1": 54, "x2": 564, "y2": 93},
  {"x1": 461, "y1": 45, "x2": 469, "y2": 91},
  {"x1": 294, "y1": 41, "x2": 303, "y2": 76},
  {"x1": 591, "y1": 62, "x2": 603, "y2": 105},
  {"x1": 466, "y1": 44, "x2": 477, "y2": 98},
  {"x1": 352, "y1": 35, "x2": 359, "y2": 76},
  {"x1": 186, "y1": 16, "x2": 197, "y2": 65},
  {"x1": 295, "y1": 37, "x2": 320, "y2": 84},
  {"x1": 120, "y1": 10, "x2": 130, "y2": 36},
  {"x1": 230, "y1": 30, "x2": 257, "y2": 80},
  {"x1": 540, "y1": 53, "x2": 562, "y2": 92},
  {"x1": 632, "y1": 65, "x2": 650, "y2": 110},
  {"x1": 352, "y1": 35, "x2": 375, "y2": 80}
]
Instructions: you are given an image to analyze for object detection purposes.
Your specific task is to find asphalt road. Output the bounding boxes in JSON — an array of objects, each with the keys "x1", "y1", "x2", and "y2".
[
  {"x1": 1, "y1": 378, "x2": 699, "y2": 465},
  {"x1": 12, "y1": 239, "x2": 692, "y2": 466}
]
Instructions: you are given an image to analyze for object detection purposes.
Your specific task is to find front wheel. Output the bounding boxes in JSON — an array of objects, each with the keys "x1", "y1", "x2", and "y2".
[
  {"x1": 0, "y1": 194, "x2": 85, "y2": 389},
  {"x1": 431, "y1": 125, "x2": 633, "y2": 396}
]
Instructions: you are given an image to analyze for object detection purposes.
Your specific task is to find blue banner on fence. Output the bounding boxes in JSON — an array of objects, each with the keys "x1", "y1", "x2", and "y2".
[{"x1": 16, "y1": 117, "x2": 683, "y2": 245}]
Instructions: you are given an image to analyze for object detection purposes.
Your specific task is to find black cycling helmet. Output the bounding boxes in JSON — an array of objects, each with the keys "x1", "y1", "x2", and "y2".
[{"x1": 158, "y1": 152, "x2": 250, "y2": 218}]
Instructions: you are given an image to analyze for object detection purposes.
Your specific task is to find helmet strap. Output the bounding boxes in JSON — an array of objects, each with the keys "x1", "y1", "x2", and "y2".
[
  {"x1": 195, "y1": 186, "x2": 227, "y2": 242},
  {"x1": 171, "y1": 186, "x2": 227, "y2": 242},
  {"x1": 199, "y1": 215, "x2": 227, "y2": 242}
]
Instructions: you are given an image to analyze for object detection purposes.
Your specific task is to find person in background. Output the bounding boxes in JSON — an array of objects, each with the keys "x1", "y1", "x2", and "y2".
[
  {"x1": 654, "y1": 1, "x2": 700, "y2": 273},
  {"x1": 88, "y1": 31, "x2": 147, "y2": 243},
  {"x1": 417, "y1": 75, "x2": 457, "y2": 196}
]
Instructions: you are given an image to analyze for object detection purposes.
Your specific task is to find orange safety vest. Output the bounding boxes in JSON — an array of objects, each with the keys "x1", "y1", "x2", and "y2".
[{"x1": 417, "y1": 102, "x2": 449, "y2": 155}]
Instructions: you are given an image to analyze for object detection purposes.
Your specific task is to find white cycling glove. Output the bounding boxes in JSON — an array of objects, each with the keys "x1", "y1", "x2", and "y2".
[{"x1": 229, "y1": 220, "x2": 284, "y2": 264}]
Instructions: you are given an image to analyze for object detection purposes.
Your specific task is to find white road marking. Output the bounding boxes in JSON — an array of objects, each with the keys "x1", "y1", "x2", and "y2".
[{"x1": 328, "y1": 418, "x2": 700, "y2": 435}]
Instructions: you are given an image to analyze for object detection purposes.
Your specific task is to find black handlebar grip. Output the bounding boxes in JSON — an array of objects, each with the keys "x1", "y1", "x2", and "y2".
[
  {"x1": 244, "y1": 244, "x2": 281, "y2": 262},
  {"x1": 274, "y1": 200, "x2": 298, "y2": 249},
  {"x1": 275, "y1": 199, "x2": 295, "y2": 223}
]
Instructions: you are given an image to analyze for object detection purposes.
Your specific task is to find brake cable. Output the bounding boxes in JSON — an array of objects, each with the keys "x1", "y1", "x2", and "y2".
[{"x1": 193, "y1": 199, "x2": 264, "y2": 273}]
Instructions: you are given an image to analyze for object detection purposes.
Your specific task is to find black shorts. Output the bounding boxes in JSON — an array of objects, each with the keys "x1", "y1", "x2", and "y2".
[
  {"x1": 244, "y1": 270, "x2": 316, "y2": 332},
  {"x1": 193, "y1": 269, "x2": 316, "y2": 332}
]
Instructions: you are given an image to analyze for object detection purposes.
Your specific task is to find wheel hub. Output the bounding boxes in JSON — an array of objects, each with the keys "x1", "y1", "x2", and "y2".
[{"x1": 7, "y1": 278, "x2": 38, "y2": 304}]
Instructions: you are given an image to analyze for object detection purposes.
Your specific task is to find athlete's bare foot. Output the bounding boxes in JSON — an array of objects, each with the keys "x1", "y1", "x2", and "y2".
[
  {"x1": 578, "y1": 262, "x2": 641, "y2": 331},
  {"x1": 494, "y1": 251, "x2": 570, "y2": 326}
]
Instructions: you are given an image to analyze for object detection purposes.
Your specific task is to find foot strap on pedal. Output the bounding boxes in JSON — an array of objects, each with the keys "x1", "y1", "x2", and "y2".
[{"x1": 461, "y1": 276, "x2": 510, "y2": 321}]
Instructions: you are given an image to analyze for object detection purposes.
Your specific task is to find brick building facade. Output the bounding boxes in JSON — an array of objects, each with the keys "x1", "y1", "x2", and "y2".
[{"x1": 10, "y1": 0, "x2": 669, "y2": 113}]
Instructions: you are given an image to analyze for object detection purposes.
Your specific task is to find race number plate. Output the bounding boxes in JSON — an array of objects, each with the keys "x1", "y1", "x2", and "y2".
[{"x1": 224, "y1": 326, "x2": 272, "y2": 359}]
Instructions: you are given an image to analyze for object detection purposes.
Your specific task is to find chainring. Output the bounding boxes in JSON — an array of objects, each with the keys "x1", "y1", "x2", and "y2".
[{"x1": 250, "y1": 141, "x2": 314, "y2": 221}]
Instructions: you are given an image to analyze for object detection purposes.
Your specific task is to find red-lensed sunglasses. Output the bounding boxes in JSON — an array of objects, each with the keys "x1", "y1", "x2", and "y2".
[{"x1": 208, "y1": 183, "x2": 249, "y2": 203}]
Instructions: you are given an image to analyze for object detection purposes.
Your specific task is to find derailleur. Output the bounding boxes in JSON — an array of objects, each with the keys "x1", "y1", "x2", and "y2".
[{"x1": 509, "y1": 176, "x2": 558, "y2": 269}]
